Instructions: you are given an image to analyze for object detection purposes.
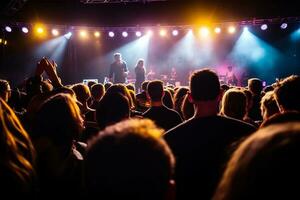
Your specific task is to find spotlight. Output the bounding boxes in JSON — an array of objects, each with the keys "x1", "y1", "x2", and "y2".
[
  {"x1": 214, "y1": 27, "x2": 221, "y2": 33},
  {"x1": 108, "y1": 31, "x2": 115, "y2": 37},
  {"x1": 0, "y1": 38, "x2": 2, "y2": 43},
  {"x1": 228, "y1": 26, "x2": 236, "y2": 34},
  {"x1": 243, "y1": 26, "x2": 249, "y2": 31},
  {"x1": 261, "y1": 24, "x2": 268, "y2": 30},
  {"x1": 22, "y1": 27, "x2": 29, "y2": 33},
  {"x1": 64, "y1": 32, "x2": 72, "y2": 39},
  {"x1": 94, "y1": 31, "x2": 100, "y2": 38},
  {"x1": 5, "y1": 26, "x2": 12, "y2": 32},
  {"x1": 187, "y1": 29, "x2": 193, "y2": 35},
  {"x1": 37, "y1": 27, "x2": 44, "y2": 34},
  {"x1": 79, "y1": 30, "x2": 88, "y2": 38},
  {"x1": 172, "y1": 30, "x2": 179, "y2": 36},
  {"x1": 136, "y1": 31, "x2": 142, "y2": 37},
  {"x1": 52, "y1": 29, "x2": 59, "y2": 36},
  {"x1": 4, "y1": 40, "x2": 7, "y2": 45},
  {"x1": 159, "y1": 29, "x2": 167, "y2": 37},
  {"x1": 281, "y1": 23, "x2": 288, "y2": 29},
  {"x1": 122, "y1": 31, "x2": 128, "y2": 37},
  {"x1": 200, "y1": 27, "x2": 209, "y2": 37}
]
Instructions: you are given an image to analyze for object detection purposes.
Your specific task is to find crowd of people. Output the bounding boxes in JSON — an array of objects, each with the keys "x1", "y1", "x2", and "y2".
[{"x1": 1, "y1": 56, "x2": 300, "y2": 199}]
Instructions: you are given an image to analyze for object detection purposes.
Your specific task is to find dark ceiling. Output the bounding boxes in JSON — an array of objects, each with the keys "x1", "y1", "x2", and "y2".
[{"x1": 1, "y1": 0, "x2": 300, "y2": 26}]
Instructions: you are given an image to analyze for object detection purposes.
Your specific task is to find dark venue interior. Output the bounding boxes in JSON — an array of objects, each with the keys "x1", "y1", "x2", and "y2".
[{"x1": 1, "y1": 0, "x2": 300, "y2": 199}]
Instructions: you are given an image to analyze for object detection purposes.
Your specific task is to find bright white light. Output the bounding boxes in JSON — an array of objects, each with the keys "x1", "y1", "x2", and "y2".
[
  {"x1": 52, "y1": 29, "x2": 59, "y2": 36},
  {"x1": 261, "y1": 24, "x2": 268, "y2": 30},
  {"x1": 159, "y1": 29, "x2": 167, "y2": 37},
  {"x1": 37, "y1": 27, "x2": 44, "y2": 34},
  {"x1": 228, "y1": 26, "x2": 236, "y2": 34},
  {"x1": 136, "y1": 31, "x2": 142, "y2": 37},
  {"x1": 214, "y1": 27, "x2": 221, "y2": 33},
  {"x1": 108, "y1": 31, "x2": 115, "y2": 37},
  {"x1": 79, "y1": 30, "x2": 88, "y2": 38},
  {"x1": 122, "y1": 31, "x2": 128, "y2": 37},
  {"x1": 243, "y1": 26, "x2": 249, "y2": 31},
  {"x1": 281, "y1": 23, "x2": 288, "y2": 29},
  {"x1": 172, "y1": 30, "x2": 179, "y2": 36},
  {"x1": 5, "y1": 26, "x2": 12, "y2": 32},
  {"x1": 64, "y1": 32, "x2": 72, "y2": 39},
  {"x1": 22, "y1": 27, "x2": 29, "y2": 33},
  {"x1": 199, "y1": 27, "x2": 209, "y2": 37},
  {"x1": 94, "y1": 31, "x2": 100, "y2": 37}
]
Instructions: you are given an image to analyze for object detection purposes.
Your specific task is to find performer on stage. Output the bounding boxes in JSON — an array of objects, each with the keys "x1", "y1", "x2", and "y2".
[
  {"x1": 134, "y1": 59, "x2": 146, "y2": 93},
  {"x1": 225, "y1": 65, "x2": 238, "y2": 86},
  {"x1": 109, "y1": 53, "x2": 128, "y2": 84}
]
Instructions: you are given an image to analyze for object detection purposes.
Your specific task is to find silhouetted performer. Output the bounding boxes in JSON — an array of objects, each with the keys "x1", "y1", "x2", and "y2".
[
  {"x1": 226, "y1": 66, "x2": 238, "y2": 86},
  {"x1": 109, "y1": 53, "x2": 128, "y2": 84},
  {"x1": 135, "y1": 59, "x2": 146, "y2": 93}
]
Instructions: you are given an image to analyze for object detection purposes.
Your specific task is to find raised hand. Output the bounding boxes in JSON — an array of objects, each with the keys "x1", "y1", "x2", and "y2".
[{"x1": 38, "y1": 57, "x2": 62, "y2": 88}]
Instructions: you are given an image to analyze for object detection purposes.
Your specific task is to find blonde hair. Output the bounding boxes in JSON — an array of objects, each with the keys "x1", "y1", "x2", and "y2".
[
  {"x1": 260, "y1": 91, "x2": 279, "y2": 120},
  {"x1": 221, "y1": 88, "x2": 247, "y2": 120},
  {"x1": 0, "y1": 99, "x2": 35, "y2": 184}
]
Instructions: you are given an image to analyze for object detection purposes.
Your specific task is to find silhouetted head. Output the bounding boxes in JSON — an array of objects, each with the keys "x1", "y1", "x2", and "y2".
[
  {"x1": 86, "y1": 119, "x2": 175, "y2": 200},
  {"x1": 214, "y1": 122, "x2": 300, "y2": 200}
]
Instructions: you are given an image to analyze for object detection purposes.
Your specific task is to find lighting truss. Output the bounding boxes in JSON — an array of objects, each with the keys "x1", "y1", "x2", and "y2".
[{"x1": 80, "y1": 0, "x2": 167, "y2": 4}]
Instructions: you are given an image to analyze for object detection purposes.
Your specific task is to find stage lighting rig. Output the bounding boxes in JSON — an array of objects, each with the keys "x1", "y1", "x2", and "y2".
[{"x1": 80, "y1": 0, "x2": 167, "y2": 4}]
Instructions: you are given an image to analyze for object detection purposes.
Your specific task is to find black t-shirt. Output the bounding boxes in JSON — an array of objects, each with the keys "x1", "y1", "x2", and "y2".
[
  {"x1": 135, "y1": 66, "x2": 145, "y2": 83},
  {"x1": 142, "y1": 105, "x2": 183, "y2": 131},
  {"x1": 249, "y1": 94, "x2": 263, "y2": 121},
  {"x1": 109, "y1": 61, "x2": 128, "y2": 84},
  {"x1": 164, "y1": 115, "x2": 256, "y2": 200}
]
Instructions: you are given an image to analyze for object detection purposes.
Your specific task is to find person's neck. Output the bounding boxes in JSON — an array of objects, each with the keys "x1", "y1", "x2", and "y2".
[
  {"x1": 151, "y1": 101, "x2": 163, "y2": 107},
  {"x1": 193, "y1": 100, "x2": 219, "y2": 118}
]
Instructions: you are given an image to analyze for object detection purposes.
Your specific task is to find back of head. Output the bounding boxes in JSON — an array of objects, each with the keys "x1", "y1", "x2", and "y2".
[
  {"x1": 260, "y1": 111, "x2": 300, "y2": 128},
  {"x1": 34, "y1": 93, "x2": 83, "y2": 148},
  {"x1": 104, "y1": 82, "x2": 113, "y2": 91},
  {"x1": 260, "y1": 91, "x2": 279, "y2": 120},
  {"x1": 174, "y1": 87, "x2": 189, "y2": 103},
  {"x1": 96, "y1": 92, "x2": 130, "y2": 130},
  {"x1": 221, "y1": 88, "x2": 247, "y2": 120},
  {"x1": 181, "y1": 94, "x2": 194, "y2": 120},
  {"x1": 141, "y1": 81, "x2": 149, "y2": 92},
  {"x1": 87, "y1": 81, "x2": 97, "y2": 91},
  {"x1": 248, "y1": 78, "x2": 263, "y2": 95},
  {"x1": 274, "y1": 75, "x2": 300, "y2": 112},
  {"x1": 163, "y1": 89, "x2": 174, "y2": 109},
  {"x1": 126, "y1": 84, "x2": 135, "y2": 92},
  {"x1": 86, "y1": 119, "x2": 175, "y2": 200},
  {"x1": 91, "y1": 83, "x2": 105, "y2": 100},
  {"x1": 106, "y1": 84, "x2": 134, "y2": 108},
  {"x1": 221, "y1": 84, "x2": 230, "y2": 92},
  {"x1": 71, "y1": 83, "x2": 91, "y2": 104},
  {"x1": 147, "y1": 80, "x2": 164, "y2": 102},
  {"x1": 190, "y1": 69, "x2": 220, "y2": 101},
  {"x1": 213, "y1": 122, "x2": 300, "y2": 200}
]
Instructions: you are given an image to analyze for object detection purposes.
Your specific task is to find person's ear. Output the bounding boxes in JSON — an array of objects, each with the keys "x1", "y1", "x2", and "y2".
[
  {"x1": 187, "y1": 92, "x2": 194, "y2": 104},
  {"x1": 146, "y1": 91, "x2": 150, "y2": 100},
  {"x1": 165, "y1": 179, "x2": 176, "y2": 200}
]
